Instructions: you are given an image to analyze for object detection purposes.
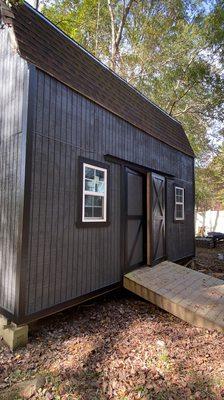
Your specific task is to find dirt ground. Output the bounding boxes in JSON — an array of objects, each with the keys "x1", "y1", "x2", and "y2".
[
  {"x1": 0, "y1": 247, "x2": 224, "y2": 400},
  {"x1": 193, "y1": 243, "x2": 224, "y2": 280}
]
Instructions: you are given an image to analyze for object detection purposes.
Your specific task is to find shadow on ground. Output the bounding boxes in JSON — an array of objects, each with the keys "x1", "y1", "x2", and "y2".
[{"x1": 0, "y1": 289, "x2": 224, "y2": 399}]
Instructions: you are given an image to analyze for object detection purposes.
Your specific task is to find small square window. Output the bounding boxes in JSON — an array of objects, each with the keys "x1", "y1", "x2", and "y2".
[
  {"x1": 82, "y1": 162, "x2": 107, "y2": 223},
  {"x1": 174, "y1": 186, "x2": 184, "y2": 221}
]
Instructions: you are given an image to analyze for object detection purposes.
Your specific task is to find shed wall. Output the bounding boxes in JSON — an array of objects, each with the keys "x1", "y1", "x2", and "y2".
[
  {"x1": 24, "y1": 69, "x2": 194, "y2": 316},
  {"x1": 0, "y1": 28, "x2": 28, "y2": 315}
]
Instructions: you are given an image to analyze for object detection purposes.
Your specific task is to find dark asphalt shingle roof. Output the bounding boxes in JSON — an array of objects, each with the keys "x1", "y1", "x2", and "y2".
[{"x1": 0, "y1": 0, "x2": 194, "y2": 157}]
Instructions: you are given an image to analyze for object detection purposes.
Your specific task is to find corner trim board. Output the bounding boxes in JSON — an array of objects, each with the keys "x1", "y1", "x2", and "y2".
[{"x1": 17, "y1": 64, "x2": 37, "y2": 319}]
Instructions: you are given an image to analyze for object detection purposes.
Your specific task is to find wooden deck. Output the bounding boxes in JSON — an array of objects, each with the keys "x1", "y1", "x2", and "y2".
[{"x1": 124, "y1": 261, "x2": 224, "y2": 331}]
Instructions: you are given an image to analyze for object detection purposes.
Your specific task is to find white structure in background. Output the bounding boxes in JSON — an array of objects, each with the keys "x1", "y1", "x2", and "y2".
[{"x1": 196, "y1": 210, "x2": 224, "y2": 235}]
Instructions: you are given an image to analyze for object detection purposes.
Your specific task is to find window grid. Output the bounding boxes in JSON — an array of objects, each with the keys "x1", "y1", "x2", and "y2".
[
  {"x1": 82, "y1": 163, "x2": 107, "y2": 222},
  {"x1": 175, "y1": 186, "x2": 185, "y2": 221}
]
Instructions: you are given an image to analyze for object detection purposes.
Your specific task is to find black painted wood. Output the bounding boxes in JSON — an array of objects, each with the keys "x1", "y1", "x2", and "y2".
[
  {"x1": 125, "y1": 168, "x2": 146, "y2": 272},
  {"x1": 151, "y1": 174, "x2": 166, "y2": 263},
  {"x1": 22, "y1": 68, "x2": 194, "y2": 318},
  {"x1": 0, "y1": 35, "x2": 195, "y2": 323},
  {"x1": 0, "y1": 29, "x2": 29, "y2": 317}
]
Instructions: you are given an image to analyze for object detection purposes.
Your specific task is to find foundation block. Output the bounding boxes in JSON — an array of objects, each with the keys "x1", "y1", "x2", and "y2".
[{"x1": 0, "y1": 315, "x2": 28, "y2": 350}]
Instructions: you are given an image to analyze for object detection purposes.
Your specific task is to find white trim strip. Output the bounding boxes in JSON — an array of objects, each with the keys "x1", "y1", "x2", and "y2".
[{"x1": 174, "y1": 186, "x2": 185, "y2": 221}]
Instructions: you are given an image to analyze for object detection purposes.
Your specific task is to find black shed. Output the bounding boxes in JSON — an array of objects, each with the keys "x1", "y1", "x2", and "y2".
[{"x1": 0, "y1": 1, "x2": 195, "y2": 326}]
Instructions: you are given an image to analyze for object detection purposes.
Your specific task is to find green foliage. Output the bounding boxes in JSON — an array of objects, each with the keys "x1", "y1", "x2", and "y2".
[
  {"x1": 41, "y1": 0, "x2": 224, "y2": 210},
  {"x1": 42, "y1": 0, "x2": 111, "y2": 60},
  {"x1": 196, "y1": 142, "x2": 224, "y2": 210}
]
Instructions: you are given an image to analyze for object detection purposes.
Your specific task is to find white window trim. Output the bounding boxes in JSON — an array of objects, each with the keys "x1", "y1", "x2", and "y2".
[
  {"x1": 82, "y1": 162, "x2": 107, "y2": 223},
  {"x1": 174, "y1": 186, "x2": 185, "y2": 221}
]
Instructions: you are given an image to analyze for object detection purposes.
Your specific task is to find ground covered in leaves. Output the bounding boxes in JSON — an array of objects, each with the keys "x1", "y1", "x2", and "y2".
[
  {"x1": 193, "y1": 244, "x2": 224, "y2": 280},
  {"x1": 0, "y1": 247, "x2": 224, "y2": 400}
]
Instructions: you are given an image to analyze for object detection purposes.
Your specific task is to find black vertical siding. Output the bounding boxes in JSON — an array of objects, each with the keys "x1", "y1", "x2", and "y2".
[
  {"x1": 24, "y1": 68, "x2": 194, "y2": 316},
  {"x1": 0, "y1": 28, "x2": 29, "y2": 316},
  {"x1": 166, "y1": 179, "x2": 194, "y2": 260}
]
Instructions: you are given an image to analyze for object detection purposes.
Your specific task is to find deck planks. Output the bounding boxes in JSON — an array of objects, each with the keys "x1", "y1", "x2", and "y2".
[{"x1": 124, "y1": 261, "x2": 224, "y2": 331}]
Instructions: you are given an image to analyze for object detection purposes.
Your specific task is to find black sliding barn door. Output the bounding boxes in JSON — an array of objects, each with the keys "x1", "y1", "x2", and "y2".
[
  {"x1": 125, "y1": 168, "x2": 146, "y2": 273},
  {"x1": 151, "y1": 173, "x2": 166, "y2": 263}
]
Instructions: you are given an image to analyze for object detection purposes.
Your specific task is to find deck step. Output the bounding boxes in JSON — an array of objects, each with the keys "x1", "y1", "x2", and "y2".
[{"x1": 124, "y1": 261, "x2": 224, "y2": 331}]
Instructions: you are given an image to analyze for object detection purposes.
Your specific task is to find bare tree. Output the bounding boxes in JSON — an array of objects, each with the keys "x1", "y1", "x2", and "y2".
[{"x1": 107, "y1": 0, "x2": 136, "y2": 71}]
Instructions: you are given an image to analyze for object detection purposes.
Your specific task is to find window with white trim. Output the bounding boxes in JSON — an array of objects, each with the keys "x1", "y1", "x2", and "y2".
[
  {"x1": 82, "y1": 163, "x2": 107, "y2": 222},
  {"x1": 174, "y1": 187, "x2": 185, "y2": 220}
]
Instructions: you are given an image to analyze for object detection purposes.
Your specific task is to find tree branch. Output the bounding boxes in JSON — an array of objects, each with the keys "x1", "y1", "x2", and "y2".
[
  {"x1": 107, "y1": 0, "x2": 136, "y2": 70},
  {"x1": 95, "y1": 0, "x2": 101, "y2": 57},
  {"x1": 107, "y1": 0, "x2": 116, "y2": 68},
  {"x1": 115, "y1": 0, "x2": 135, "y2": 49},
  {"x1": 169, "y1": 81, "x2": 198, "y2": 116}
]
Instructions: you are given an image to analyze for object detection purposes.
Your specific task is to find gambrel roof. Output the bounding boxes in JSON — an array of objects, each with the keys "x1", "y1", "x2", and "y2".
[{"x1": 0, "y1": 0, "x2": 194, "y2": 157}]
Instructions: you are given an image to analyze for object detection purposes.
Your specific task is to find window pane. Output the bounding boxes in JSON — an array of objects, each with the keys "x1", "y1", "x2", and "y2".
[
  {"x1": 95, "y1": 181, "x2": 105, "y2": 193},
  {"x1": 96, "y1": 170, "x2": 104, "y2": 181},
  {"x1": 85, "y1": 207, "x2": 93, "y2": 218},
  {"x1": 94, "y1": 196, "x2": 103, "y2": 207},
  {"x1": 176, "y1": 189, "x2": 183, "y2": 202},
  {"x1": 85, "y1": 179, "x2": 95, "y2": 192},
  {"x1": 85, "y1": 195, "x2": 93, "y2": 206},
  {"x1": 84, "y1": 195, "x2": 104, "y2": 219},
  {"x1": 176, "y1": 195, "x2": 183, "y2": 203},
  {"x1": 176, "y1": 204, "x2": 183, "y2": 219},
  {"x1": 93, "y1": 207, "x2": 103, "y2": 218},
  {"x1": 85, "y1": 179, "x2": 105, "y2": 193},
  {"x1": 85, "y1": 169, "x2": 105, "y2": 193},
  {"x1": 85, "y1": 167, "x2": 94, "y2": 180}
]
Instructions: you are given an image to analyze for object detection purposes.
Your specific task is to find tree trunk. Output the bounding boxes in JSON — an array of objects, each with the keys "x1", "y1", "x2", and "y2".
[
  {"x1": 95, "y1": 0, "x2": 101, "y2": 57},
  {"x1": 107, "y1": 0, "x2": 136, "y2": 71}
]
